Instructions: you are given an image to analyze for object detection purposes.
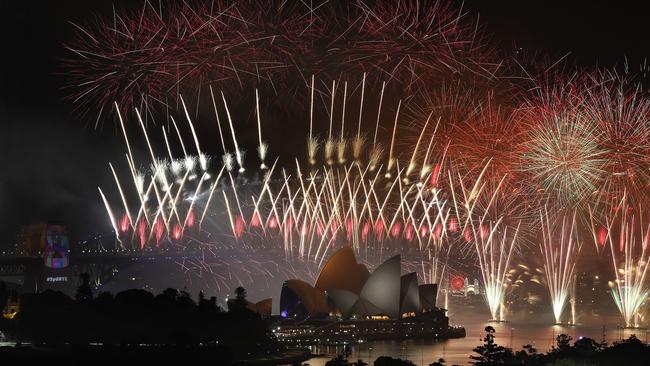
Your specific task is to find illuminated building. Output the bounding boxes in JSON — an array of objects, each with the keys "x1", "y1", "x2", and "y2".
[
  {"x1": 280, "y1": 247, "x2": 440, "y2": 320},
  {"x1": 275, "y1": 248, "x2": 464, "y2": 344}
]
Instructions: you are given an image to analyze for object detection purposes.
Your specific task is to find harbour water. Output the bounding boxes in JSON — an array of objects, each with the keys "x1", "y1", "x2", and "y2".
[{"x1": 304, "y1": 308, "x2": 649, "y2": 365}]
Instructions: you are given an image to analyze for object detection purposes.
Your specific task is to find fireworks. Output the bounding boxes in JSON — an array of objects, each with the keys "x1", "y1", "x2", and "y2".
[
  {"x1": 472, "y1": 220, "x2": 520, "y2": 321},
  {"x1": 539, "y1": 208, "x2": 582, "y2": 324},
  {"x1": 62, "y1": 0, "x2": 495, "y2": 125},
  {"x1": 595, "y1": 197, "x2": 650, "y2": 328},
  {"x1": 582, "y1": 71, "x2": 650, "y2": 210},
  {"x1": 97, "y1": 80, "x2": 534, "y2": 307},
  {"x1": 61, "y1": 0, "x2": 650, "y2": 324},
  {"x1": 522, "y1": 104, "x2": 606, "y2": 209},
  {"x1": 452, "y1": 165, "x2": 521, "y2": 321}
]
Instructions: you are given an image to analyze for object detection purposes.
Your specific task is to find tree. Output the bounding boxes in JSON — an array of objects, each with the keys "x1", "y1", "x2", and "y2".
[
  {"x1": 599, "y1": 335, "x2": 650, "y2": 365},
  {"x1": 162, "y1": 288, "x2": 179, "y2": 301},
  {"x1": 374, "y1": 356, "x2": 416, "y2": 366},
  {"x1": 228, "y1": 286, "x2": 248, "y2": 311},
  {"x1": 554, "y1": 334, "x2": 573, "y2": 353},
  {"x1": 235, "y1": 287, "x2": 247, "y2": 303},
  {"x1": 324, "y1": 346, "x2": 367, "y2": 366},
  {"x1": 325, "y1": 354, "x2": 349, "y2": 366},
  {"x1": 75, "y1": 273, "x2": 92, "y2": 302},
  {"x1": 470, "y1": 326, "x2": 517, "y2": 365},
  {"x1": 514, "y1": 343, "x2": 539, "y2": 364}
]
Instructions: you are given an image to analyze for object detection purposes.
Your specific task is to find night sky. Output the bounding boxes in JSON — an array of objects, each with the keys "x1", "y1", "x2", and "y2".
[{"x1": 1, "y1": 0, "x2": 649, "y2": 245}]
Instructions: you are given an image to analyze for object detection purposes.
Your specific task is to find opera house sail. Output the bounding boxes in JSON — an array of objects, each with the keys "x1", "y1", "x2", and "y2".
[{"x1": 276, "y1": 247, "x2": 465, "y2": 343}]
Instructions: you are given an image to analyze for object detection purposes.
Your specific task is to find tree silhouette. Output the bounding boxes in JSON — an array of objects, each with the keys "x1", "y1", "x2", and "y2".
[
  {"x1": 10, "y1": 285, "x2": 285, "y2": 360},
  {"x1": 75, "y1": 273, "x2": 92, "y2": 302},
  {"x1": 325, "y1": 354, "x2": 349, "y2": 366},
  {"x1": 162, "y1": 288, "x2": 179, "y2": 301},
  {"x1": 374, "y1": 356, "x2": 416, "y2": 366},
  {"x1": 470, "y1": 326, "x2": 516, "y2": 365},
  {"x1": 235, "y1": 287, "x2": 246, "y2": 302},
  {"x1": 554, "y1": 334, "x2": 573, "y2": 353},
  {"x1": 228, "y1": 286, "x2": 248, "y2": 311}
]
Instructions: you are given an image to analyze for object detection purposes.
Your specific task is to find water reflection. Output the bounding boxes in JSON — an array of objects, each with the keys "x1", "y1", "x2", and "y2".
[{"x1": 305, "y1": 310, "x2": 650, "y2": 365}]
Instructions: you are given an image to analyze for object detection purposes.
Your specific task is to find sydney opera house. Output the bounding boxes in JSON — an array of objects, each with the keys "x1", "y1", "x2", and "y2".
[
  {"x1": 280, "y1": 247, "x2": 439, "y2": 320},
  {"x1": 276, "y1": 247, "x2": 464, "y2": 343}
]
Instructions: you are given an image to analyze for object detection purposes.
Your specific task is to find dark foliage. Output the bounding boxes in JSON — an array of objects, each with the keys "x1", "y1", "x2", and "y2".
[
  {"x1": 228, "y1": 286, "x2": 249, "y2": 312},
  {"x1": 1, "y1": 278, "x2": 284, "y2": 364},
  {"x1": 4, "y1": 278, "x2": 650, "y2": 366},
  {"x1": 470, "y1": 326, "x2": 518, "y2": 365},
  {"x1": 75, "y1": 273, "x2": 92, "y2": 303},
  {"x1": 325, "y1": 346, "x2": 368, "y2": 366},
  {"x1": 374, "y1": 356, "x2": 417, "y2": 366},
  {"x1": 469, "y1": 326, "x2": 650, "y2": 366}
]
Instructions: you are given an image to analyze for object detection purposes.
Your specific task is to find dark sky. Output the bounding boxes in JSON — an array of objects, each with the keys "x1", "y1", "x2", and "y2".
[{"x1": 1, "y1": 0, "x2": 649, "y2": 245}]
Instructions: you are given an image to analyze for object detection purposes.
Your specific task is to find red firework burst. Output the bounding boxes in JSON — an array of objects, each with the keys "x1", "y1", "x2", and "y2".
[
  {"x1": 582, "y1": 70, "x2": 650, "y2": 210},
  {"x1": 62, "y1": 0, "x2": 495, "y2": 126}
]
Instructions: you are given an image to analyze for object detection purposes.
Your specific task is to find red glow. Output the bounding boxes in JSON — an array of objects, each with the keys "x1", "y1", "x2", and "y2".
[
  {"x1": 138, "y1": 220, "x2": 147, "y2": 249},
  {"x1": 448, "y1": 217, "x2": 459, "y2": 232},
  {"x1": 185, "y1": 209, "x2": 195, "y2": 228},
  {"x1": 464, "y1": 227, "x2": 472, "y2": 242},
  {"x1": 362, "y1": 221, "x2": 371, "y2": 242},
  {"x1": 374, "y1": 219, "x2": 385, "y2": 241},
  {"x1": 390, "y1": 222, "x2": 402, "y2": 238},
  {"x1": 346, "y1": 219, "x2": 354, "y2": 241},
  {"x1": 268, "y1": 215, "x2": 278, "y2": 229},
  {"x1": 172, "y1": 224, "x2": 182, "y2": 240},
  {"x1": 119, "y1": 213, "x2": 130, "y2": 233},
  {"x1": 404, "y1": 224, "x2": 415, "y2": 242},
  {"x1": 154, "y1": 218, "x2": 164, "y2": 245},
  {"x1": 619, "y1": 227, "x2": 625, "y2": 253},
  {"x1": 480, "y1": 223, "x2": 490, "y2": 240},
  {"x1": 429, "y1": 163, "x2": 442, "y2": 187},
  {"x1": 250, "y1": 212, "x2": 261, "y2": 227},
  {"x1": 451, "y1": 275, "x2": 465, "y2": 291},
  {"x1": 235, "y1": 215, "x2": 246, "y2": 238},
  {"x1": 597, "y1": 226, "x2": 608, "y2": 247}
]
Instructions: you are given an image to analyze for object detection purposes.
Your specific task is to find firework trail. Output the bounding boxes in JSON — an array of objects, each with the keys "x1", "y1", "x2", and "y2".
[
  {"x1": 539, "y1": 208, "x2": 582, "y2": 324},
  {"x1": 64, "y1": 0, "x2": 650, "y2": 312},
  {"x1": 255, "y1": 89, "x2": 269, "y2": 170},
  {"x1": 582, "y1": 71, "x2": 650, "y2": 211},
  {"x1": 62, "y1": 0, "x2": 497, "y2": 124},
  {"x1": 98, "y1": 87, "x2": 515, "y2": 296},
  {"x1": 473, "y1": 219, "x2": 520, "y2": 321},
  {"x1": 405, "y1": 89, "x2": 538, "y2": 245},
  {"x1": 385, "y1": 100, "x2": 401, "y2": 178},
  {"x1": 594, "y1": 196, "x2": 650, "y2": 328},
  {"x1": 446, "y1": 162, "x2": 522, "y2": 321}
]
